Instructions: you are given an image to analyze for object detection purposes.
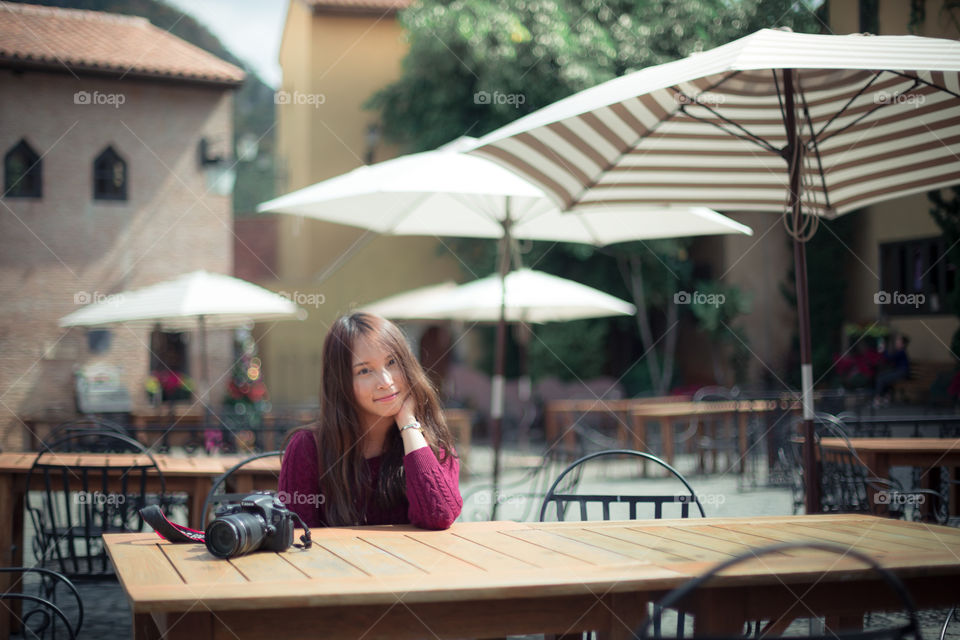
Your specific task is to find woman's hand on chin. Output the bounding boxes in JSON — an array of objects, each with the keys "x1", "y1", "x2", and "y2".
[{"x1": 395, "y1": 393, "x2": 417, "y2": 429}]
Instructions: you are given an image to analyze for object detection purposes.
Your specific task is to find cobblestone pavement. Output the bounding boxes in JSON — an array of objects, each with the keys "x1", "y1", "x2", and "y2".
[{"x1": 12, "y1": 444, "x2": 959, "y2": 639}]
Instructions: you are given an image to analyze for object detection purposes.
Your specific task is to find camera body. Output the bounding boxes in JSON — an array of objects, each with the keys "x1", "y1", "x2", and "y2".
[{"x1": 205, "y1": 492, "x2": 296, "y2": 559}]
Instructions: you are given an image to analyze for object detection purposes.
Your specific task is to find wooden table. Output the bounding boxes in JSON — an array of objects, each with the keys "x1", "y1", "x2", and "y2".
[
  {"x1": 105, "y1": 514, "x2": 960, "y2": 640},
  {"x1": 0, "y1": 451, "x2": 239, "y2": 638},
  {"x1": 819, "y1": 437, "x2": 960, "y2": 516}
]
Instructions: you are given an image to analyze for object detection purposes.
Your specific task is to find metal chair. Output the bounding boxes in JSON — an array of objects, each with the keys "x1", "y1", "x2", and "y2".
[
  {"x1": 25, "y1": 430, "x2": 166, "y2": 580},
  {"x1": 539, "y1": 449, "x2": 705, "y2": 522},
  {"x1": 636, "y1": 542, "x2": 922, "y2": 640},
  {"x1": 0, "y1": 567, "x2": 83, "y2": 639},
  {"x1": 200, "y1": 450, "x2": 283, "y2": 527}
]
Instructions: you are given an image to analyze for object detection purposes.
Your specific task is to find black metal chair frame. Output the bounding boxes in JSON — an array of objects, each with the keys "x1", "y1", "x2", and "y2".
[
  {"x1": 1, "y1": 566, "x2": 83, "y2": 639},
  {"x1": 200, "y1": 450, "x2": 283, "y2": 527},
  {"x1": 25, "y1": 430, "x2": 166, "y2": 580},
  {"x1": 539, "y1": 449, "x2": 706, "y2": 522},
  {"x1": 40, "y1": 417, "x2": 132, "y2": 453},
  {"x1": 637, "y1": 542, "x2": 923, "y2": 640}
]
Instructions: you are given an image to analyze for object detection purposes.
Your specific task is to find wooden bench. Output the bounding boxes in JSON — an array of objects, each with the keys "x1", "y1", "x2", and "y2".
[{"x1": 892, "y1": 360, "x2": 955, "y2": 404}]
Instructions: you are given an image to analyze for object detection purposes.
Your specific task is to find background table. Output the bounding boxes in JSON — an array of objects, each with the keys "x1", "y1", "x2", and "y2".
[
  {"x1": 105, "y1": 514, "x2": 960, "y2": 640},
  {"x1": 819, "y1": 437, "x2": 960, "y2": 516}
]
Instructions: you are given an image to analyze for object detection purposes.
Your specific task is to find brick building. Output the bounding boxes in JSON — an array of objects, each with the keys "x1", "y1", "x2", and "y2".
[{"x1": 0, "y1": 3, "x2": 245, "y2": 450}]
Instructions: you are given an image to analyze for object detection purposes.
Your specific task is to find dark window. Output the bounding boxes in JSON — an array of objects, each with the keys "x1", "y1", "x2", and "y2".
[
  {"x1": 859, "y1": 0, "x2": 879, "y2": 33},
  {"x1": 93, "y1": 146, "x2": 127, "y2": 201},
  {"x1": 4, "y1": 139, "x2": 42, "y2": 198},
  {"x1": 87, "y1": 329, "x2": 112, "y2": 354},
  {"x1": 878, "y1": 236, "x2": 954, "y2": 316}
]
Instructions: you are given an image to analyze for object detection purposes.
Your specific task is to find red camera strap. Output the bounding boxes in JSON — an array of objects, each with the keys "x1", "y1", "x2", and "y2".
[{"x1": 140, "y1": 505, "x2": 206, "y2": 544}]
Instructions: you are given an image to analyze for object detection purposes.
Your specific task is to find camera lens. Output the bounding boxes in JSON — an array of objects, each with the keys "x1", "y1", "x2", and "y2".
[{"x1": 205, "y1": 512, "x2": 267, "y2": 558}]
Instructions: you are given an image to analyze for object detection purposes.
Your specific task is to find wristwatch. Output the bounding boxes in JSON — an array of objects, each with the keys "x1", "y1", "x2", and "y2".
[{"x1": 399, "y1": 420, "x2": 422, "y2": 433}]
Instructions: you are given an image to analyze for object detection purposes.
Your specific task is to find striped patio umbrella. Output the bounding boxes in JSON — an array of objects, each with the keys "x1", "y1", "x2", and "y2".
[{"x1": 470, "y1": 28, "x2": 960, "y2": 512}]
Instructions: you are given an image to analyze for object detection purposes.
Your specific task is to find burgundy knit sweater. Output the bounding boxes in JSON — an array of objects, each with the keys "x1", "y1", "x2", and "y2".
[{"x1": 278, "y1": 429, "x2": 462, "y2": 530}]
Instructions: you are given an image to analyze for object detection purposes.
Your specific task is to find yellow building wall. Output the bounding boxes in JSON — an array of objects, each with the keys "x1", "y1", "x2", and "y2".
[
  {"x1": 828, "y1": 0, "x2": 960, "y2": 365},
  {"x1": 266, "y1": 3, "x2": 462, "y2": 405}
]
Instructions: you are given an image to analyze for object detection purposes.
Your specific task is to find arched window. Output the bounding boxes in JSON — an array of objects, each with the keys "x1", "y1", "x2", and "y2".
[
  {"x1": 93, "y1": 146, "x2": 127, "y2": 200},
  {"x1": 4, "y1": 139, "x2": 42, "y2": 198}
]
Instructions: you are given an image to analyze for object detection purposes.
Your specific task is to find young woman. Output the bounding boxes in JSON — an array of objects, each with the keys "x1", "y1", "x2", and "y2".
[{"x1": 278, "y1": 312, "x2": 462, "y2": 529}]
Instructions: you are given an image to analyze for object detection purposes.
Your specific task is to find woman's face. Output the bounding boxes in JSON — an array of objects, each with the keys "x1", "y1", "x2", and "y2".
[{"x1": 351, "y1": 334, "x2": 407, "y2": 427}]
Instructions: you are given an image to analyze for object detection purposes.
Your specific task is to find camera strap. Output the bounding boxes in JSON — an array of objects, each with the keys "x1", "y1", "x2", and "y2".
[{"x1": 140, "y1": 505, "x2": 206, "y2": 544}]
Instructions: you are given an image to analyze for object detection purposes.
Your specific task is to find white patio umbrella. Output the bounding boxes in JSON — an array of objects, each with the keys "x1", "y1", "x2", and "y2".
[
  {"x1": 59, "y1": 270, "x2": 306, "y2": 410},
  {"x1": 363, "y1": 268, "x2": 636, "y2": 323},
  {"x1": 257, "y1": 137, "x2": 752, "y2": 510},
  {"x1": 469, "y1": 28, "x2": 960, "y2": 511}
]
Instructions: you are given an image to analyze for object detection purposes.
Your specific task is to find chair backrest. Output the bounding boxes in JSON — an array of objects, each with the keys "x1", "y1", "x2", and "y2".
[
  {"x1": 201, "y1": 450, "x2": 283, "y2": 527},
  {"x1": 42, "y1": 417, "x2": 135, "y2": 453},
  {"x1": 25, "y1": 430, "x2": 165, "y2": 578},
  {"x1": 539, "y1": 449, "x2": 705, "y2": 522},
  {"x1": 636, "y1": 542, "x2": 921, "y2": 640},
  {"x1": 0, "y1": 566, "x2": 83, "y2": 638}
]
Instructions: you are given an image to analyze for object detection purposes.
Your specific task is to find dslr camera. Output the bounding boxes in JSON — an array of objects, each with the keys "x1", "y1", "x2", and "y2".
[{"x1": 205, "y1": 492, "x2": 299, "y2": 559}]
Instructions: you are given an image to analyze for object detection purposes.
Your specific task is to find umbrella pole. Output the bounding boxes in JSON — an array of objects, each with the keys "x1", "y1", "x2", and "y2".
[
  {"x1": 198, "y1": 315, "x2": 212, "y2": 423},
  {"x1": 784, "y1": 69, "x2": 820, "y2": 513},
  {"x1": 489, "y1": 200, "x2": 512, "y2": 519}
]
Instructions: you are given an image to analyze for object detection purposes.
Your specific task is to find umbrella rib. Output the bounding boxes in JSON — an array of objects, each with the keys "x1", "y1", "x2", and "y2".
[
  {"x1": 798, "y1": 84, "x2": 833, "y2": 213},
  {"x1": 677, "y1": 102, "x2": 780, "y2": 154},
  {"x1": 814, "y1": 78, "x2": 922, "y2": 147},
  {"x1": 887, "y1": 69, "x2": 960, "y2": 100},
  {"x1": 809, "y1": 71, "x2": 883, "y2": 142}
]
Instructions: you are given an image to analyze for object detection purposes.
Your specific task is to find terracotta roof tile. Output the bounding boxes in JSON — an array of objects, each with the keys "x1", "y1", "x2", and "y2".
[
  {"x1": 0, "y1": 3, "x2": 245, "y2": 85},
  {"x1": 302, "y1": 0, "x2": 410, "y2": 14}
]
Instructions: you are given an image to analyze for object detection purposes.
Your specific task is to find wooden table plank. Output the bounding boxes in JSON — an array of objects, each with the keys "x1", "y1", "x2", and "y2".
[
  {"x1": 684, "y1": 525, "x2": 831, "y2": 557},
  {"x1": 404, "y1": 530, "x2": 538, "y2": 572},
  {"x1": 161, "y1": 544, "x2": 248, "y2": 585},
  {"x1": 278, "y1": 543, "x2": 368, "y2": 579},
  {"x1": 316, "y1": 536, "x2": 424, "y2": 576},
  {"x1": 716, "y1": 523, "x2": 912, "y2": 555},
  {"x1": 543, "y1": 526, "x2": 690, "y2": 562},
  {"x1": 581, "y1": 527, "x2": 708, "y2": 564},
  {"x1": 230, "y1": 551, "x2": 310, "y2": 582},
  {"x1": 452, "y1": 529, "x2": 595, "y2": 569},
  {"x1": 825, "y1": 522, "x2": 952, "y2": 552},
  {"x1": 621, "y1": 526, "x2": 737, "y2": 563},
  {"x1": 105, "y1": 535, "x2": 185, "y2": 594},
  {"x1": 504, "y1": 528, "x2": 640, "y2": 565},
  {"x1": 359, "y1": 533, "x2": 484, "y2": 573}
]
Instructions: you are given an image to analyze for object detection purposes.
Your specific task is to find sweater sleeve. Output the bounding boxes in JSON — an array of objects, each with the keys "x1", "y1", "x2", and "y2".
[
  {"x1": 403, "y1": 447, "x2": 462, "y2": 530},
  {"x1": 278, "y1": 430, "x2": 323, "y2": 528}
]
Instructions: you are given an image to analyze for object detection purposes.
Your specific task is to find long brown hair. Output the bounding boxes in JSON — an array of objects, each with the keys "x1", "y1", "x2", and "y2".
[{"x1": 294, "y1": 312, "x2": 456, "y2": 526}]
